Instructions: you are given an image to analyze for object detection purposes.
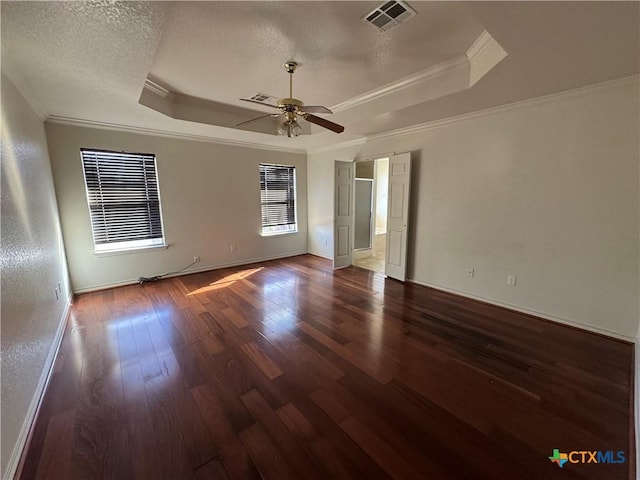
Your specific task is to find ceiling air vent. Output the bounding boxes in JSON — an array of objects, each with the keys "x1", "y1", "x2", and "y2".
[{"x1": 363, "y1": 1, "x2": 416, "y2": 32}]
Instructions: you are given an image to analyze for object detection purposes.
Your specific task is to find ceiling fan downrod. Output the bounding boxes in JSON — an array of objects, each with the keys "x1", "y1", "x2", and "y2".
[{"x1": 284, "y1": 61, "x2": 297, "y2": 99}]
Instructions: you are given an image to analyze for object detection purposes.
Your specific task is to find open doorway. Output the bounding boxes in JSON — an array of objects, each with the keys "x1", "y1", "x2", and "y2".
[{"x1": 353, "y1": 157, "x2": 389, "y2": 273}]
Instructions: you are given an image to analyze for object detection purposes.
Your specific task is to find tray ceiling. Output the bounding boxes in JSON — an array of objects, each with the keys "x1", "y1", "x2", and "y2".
[{"x1": 2, "y1": 1, "x2": 638, "y2": 152}]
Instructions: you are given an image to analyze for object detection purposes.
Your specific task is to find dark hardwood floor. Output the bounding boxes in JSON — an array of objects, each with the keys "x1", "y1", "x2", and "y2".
[{"x1": 19, "y1": 255, "x2": 634, "y2": 479}]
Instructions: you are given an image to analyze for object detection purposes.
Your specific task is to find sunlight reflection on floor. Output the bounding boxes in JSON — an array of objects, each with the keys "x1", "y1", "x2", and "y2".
[{"x1": 187, "y1": 267, "x2": 263, "y2": 295}]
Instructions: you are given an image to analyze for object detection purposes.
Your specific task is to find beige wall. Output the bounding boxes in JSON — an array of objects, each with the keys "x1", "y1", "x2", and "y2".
[
  {"x1": 1, "y1": 75, "x2": 72, "y2": 478},
  {"x1": 308, "y1": 77, "x2": 639, "y2": 339},
  {"x1": 46, "y1": 124, "x2": 307, "y2": 292}
]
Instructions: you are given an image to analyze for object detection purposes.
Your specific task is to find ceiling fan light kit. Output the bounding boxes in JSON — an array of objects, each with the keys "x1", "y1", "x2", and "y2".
[
  {"x1": 238, "y1": 61, "x2": 345, "y2": 137},
  {"x1": 278, "y1": 119, "x2": 303, "y2": 138}
]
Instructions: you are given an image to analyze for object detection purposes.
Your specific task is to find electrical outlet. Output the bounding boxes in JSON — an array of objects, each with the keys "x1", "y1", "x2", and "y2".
[
  {"x1": 230, "y1": 243, "x2": 237, "y2": 252},
  {"x1": 193, "y1": 255, "x2": 200, "y2": 263},
  {"x1": 467, "y1": 268, "x2": 474, "y2": 277},
  {"x1": 507, "y1": 275, "x2": 517, "y2": 286}
]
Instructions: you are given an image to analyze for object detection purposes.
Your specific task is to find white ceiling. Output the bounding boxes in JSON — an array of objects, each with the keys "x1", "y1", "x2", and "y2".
[{"x1": 2, "y1": 1, "x2": 638, "y2": 152}]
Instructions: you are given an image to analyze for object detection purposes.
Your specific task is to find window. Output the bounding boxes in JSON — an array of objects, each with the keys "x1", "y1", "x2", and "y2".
[
  {"x1": 81, "y1": 149, "x2": 165, "y2": 253},
  {"x1": 259, "y1": 164, "x2": 297, "y2": 235}
]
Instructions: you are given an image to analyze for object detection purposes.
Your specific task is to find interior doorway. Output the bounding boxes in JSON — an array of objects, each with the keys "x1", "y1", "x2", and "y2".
[{"x1": 353, "y1": 157, "x2": 389, "y2": 273}]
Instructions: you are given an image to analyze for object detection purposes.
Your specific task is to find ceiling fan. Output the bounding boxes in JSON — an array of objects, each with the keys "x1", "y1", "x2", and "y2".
[{"x1": 237, "y1": 61, "x2": 345, "y2": 137}]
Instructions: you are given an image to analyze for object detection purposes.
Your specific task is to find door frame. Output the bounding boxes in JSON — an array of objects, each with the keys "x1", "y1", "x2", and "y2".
[
  {"x1": 333, "y1": 153, "x2": 411, "y2": 278},
  {"x1": 353, "y1": 177, "x2": 374, "y2": 251}
]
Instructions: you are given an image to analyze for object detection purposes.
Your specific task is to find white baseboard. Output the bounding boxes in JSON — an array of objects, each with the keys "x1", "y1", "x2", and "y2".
[
  {"x1": 307, "y1": 250, "x2": 332, "y2": 261},
  {"x1": 73, "y1": 251, "x2": 309, "y2": 294},
  {"x1": 4, "y1": 296, "x2": 72, "y2": 480},
  {"x1": 407, "y1": 278, "x2": 635, "y2": 343}
]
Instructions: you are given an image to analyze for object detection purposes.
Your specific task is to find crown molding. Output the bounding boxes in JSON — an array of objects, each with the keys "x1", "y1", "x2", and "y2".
[
  {"x1": 370, "y1": 74, "x2": 640, "y2": 141},
  {"x1": 45, "y1": 116, "x2": 306, "y2": 154},
  {"x1": 466, "y1": 30, "x2": 508, "y2": 87},
  {"x1": 45, "y1": 75, "x2": 638, "y2": 158},
  {"x1": 465, "y1": 30, "x2": 495, "y2": 63},
  {"x1": 330, "y1": 54, "x2": 468, "y2": 113},
  {"x1": 328, "y1": 29, "x2": 501, "y2": 115},
  {"x1": 308, "y1": 74, "x2": 639, "y2": 155},
  {"x1": 143, "y1": 78, "x2": 173, "y2": 99}
]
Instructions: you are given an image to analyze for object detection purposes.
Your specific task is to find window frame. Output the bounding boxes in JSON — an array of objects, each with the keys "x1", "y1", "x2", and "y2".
[
  {"x1": 80, "y1": 148, "x2": 167, "y2": 254},
  {"x1": 259, "y1": 163, "x2": 298, "y2": 237}
]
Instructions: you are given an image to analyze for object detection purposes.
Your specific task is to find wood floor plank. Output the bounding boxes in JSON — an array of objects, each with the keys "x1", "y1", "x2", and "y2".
[
  {"x1": 239, "y1": 341, "x2": 285, "y2": 380},
  {"x1": 193, "y1": 458, "x2": 230, "y2": 480},
  {"x1": 309, "y1": 388, "x2": 350, "y2": 423},
  {"x1": 276, "y1": 402, "x2": 364, "y2": 479},
  {"x1": 200, "y1": 330, "x2": 226, "y2": 356},
  {"x1": 219, "y1": 306, "x2": 250, "y2": 329},
  {"x1": 145, "y1": 314, "x2": 174, "y2": 359},
  {"x1": 121, "y1": 362, "x2": 162, "y2": 480},
  {"x1": 65, "y1": 304, "x2": 131, "y2": 480},
  {"x1": 159, "y1": 352, "x2": 219, "y2": 469},
  {"x1": 339, "y1": 415, "x2": 423, "y2": 480},
  {"x1": 115, "y1": 315, "x2": 139, "y2": 369},
  {"x1": 289, "y1": 395, "x2": 393, "y2": 479},
  {"x1": 199, "y1": 311, "x2": 225, "y2": 336},
  {"x1": 20, "y1": 255, "x2": 634, "y2": 480},
  {"x1": 269, "y1": 331, "x2": 346, "y2": 381},
  {"x1": 297, "y1": 320, "x2": 394, "y2": 384},
  {"x1": 192, "y1": 383, "x2": 261, "y2": 480},
  {"x1": 191, "y1": 346, "x2": 257, "y2": 432},
  {"x1": 241, "y1": 389, "x2": 329, "y2": 479},
  {"x1": 34, "y1": 409, "x2": 75, "y2": 480},
  {"x1": 143, "y1": 368, "x2": 195, "y2": 479},
  {"x1": 131, "y1": 316, "x2": 163, "y2": 383},
  {"x1": 238, "y1": 423, "x2": 297, "y2": 480}
]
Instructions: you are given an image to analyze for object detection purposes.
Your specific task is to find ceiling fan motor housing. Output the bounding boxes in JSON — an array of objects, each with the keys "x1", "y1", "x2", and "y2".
[{"x1": 278, "y1": 98, "x2": 303, "y2": 112}]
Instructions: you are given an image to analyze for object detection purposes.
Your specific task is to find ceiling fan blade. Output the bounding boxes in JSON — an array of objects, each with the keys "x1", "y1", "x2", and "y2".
[
  {"x1": 301, "y1": 105, "x2": 333, "y2": 114},
  {"x1": 239, "y1": 98, "x2": 281, "y2": 109},
  {"x1": 236, "y1": 113, "x2": 281, "y2": 127},
  {"x1": 304, "y1": 113, "x2": 344, "y2": 134}
]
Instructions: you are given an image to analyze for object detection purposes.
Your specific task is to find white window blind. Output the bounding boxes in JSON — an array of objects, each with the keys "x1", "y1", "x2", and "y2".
[
  {"x1": 259, "y1": 164, "x2": 297, "y2": 235},
  {"x1": 81, "y1": 149, "x2": 165, "y2": 252}
]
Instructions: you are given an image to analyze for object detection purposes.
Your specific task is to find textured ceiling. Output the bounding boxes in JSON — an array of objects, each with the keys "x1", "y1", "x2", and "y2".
[
  {"x1": 2, "y1": 1, "x2": 638, "y2": 152},
  {"x1": 1, "y1": 1, "x2": 167, "y2": 116},
  {"x1": 149, "y1": 2, "x2": 483, "y2": 108}
]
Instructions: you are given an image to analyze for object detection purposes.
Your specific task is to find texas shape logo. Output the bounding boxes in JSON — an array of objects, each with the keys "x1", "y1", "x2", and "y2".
[{"x1": 549, "y1": 449, "x2": 569, "y2": 468}]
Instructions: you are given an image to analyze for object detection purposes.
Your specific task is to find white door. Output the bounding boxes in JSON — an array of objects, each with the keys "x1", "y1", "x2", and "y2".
[
  {"x1": 385, "y1": 153, "x2": 411, "y2": 281},
  {"x1": 334, "y1": 161, "x2": 354, "y2": 269}
]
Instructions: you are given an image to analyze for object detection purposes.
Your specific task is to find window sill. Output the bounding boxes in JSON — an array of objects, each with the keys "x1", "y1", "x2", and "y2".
[
  {"x1": 260, "y1": 230, "x2": 299, "y2": 238},
  {"x1": 94, "y1": 244, "x2": 169, "y2": 257}
]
